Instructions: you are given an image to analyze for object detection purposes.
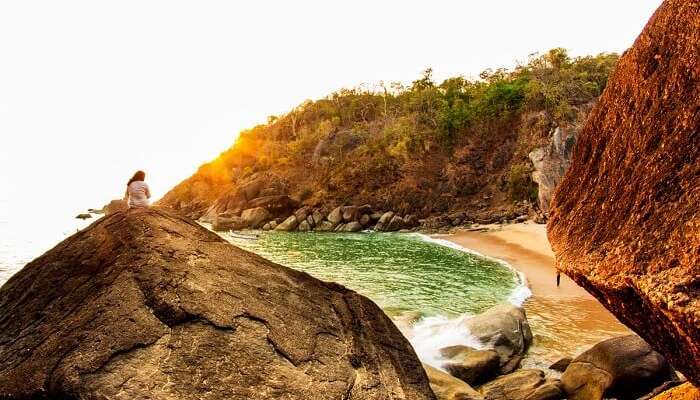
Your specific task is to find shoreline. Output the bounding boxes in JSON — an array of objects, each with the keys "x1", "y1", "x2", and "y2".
[{"x1": 435, "y1": 222, "x2": 631, "y2": 366}]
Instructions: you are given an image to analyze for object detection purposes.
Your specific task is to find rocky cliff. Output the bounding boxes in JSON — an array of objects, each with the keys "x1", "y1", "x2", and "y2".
[
  {"x1": 548, "y1": 0, "x2": 700, "y2": 387},
  {"x1": 0, "y1": 208, "x2": 435, "y2": 399}
]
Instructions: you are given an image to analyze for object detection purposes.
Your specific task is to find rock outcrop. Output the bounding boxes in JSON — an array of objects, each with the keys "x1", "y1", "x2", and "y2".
[
  {"x1": 528, "y1": 126, "x2": 576, "y2": 216},
  {"x1": 561, "y1": 335, "x2": 675, "y2": 400},
  {"x1": 462, "y1": 304, "x2": 533, "y2": 374},
  {"x1": 548, "y1": 0, "x2": 700, "y2": 386},
  {"x1": 0, "y1": 208, "x2": 435, "y2": 399}
]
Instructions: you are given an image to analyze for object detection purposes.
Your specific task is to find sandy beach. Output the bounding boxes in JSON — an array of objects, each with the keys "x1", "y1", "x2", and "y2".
[{"x1": 439, "y1": 222, "x2": 631, "y2": 367}]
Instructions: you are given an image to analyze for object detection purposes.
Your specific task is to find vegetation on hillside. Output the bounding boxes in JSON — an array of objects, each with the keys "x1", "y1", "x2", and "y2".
[{"x1": 162, "y1": 49, "x2": 618, "y2": 217}]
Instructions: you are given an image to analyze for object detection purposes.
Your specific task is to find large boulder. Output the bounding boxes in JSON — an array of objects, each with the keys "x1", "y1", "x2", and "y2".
[
  {"x1": 375, "y1": 211, "x2": 395, "y2": 231},
  {"x1": 423, "y1": 364, "x2": 483, "y2": 400},
  {"x1": 478, "y1": 369, "x2": 562, "y2": 400},
  {"x1": 0, "y1": 208, "x2": 436, "y2": 399},
  {"x1": 547, "y1": 0, "x2": 700, "y2": 386},
  {"x1": 561, "y1": 335, "x2": 675, "y2": 400},
  {"x1": 240, "y1": 207, "x2": 272, "y2": 229},
  {"x1": 327, "y1": 206, "x2": 344, "y2": 224},
  {"x1": 462, "y1": 304, "x2": 532, "y2": 374},
  {"x1": 341, "y1": 221, "x2": 363, "y2": 232},
  {"x1": 275, "y1": 215, "x2": 299, "y2": 231}
]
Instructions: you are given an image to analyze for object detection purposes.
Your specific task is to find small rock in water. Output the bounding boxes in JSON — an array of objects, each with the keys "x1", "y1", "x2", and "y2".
[{"x1": 75, "y1": 213, "x2": 92, "y2": 220}]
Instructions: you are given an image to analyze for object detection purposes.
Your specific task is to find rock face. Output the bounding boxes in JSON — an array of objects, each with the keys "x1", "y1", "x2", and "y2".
[
  {"x1": 0, "y1": 208, "x2": 435, "y2": 399},
  {"x1": 547, "y1": 0, "x2": 700, "y2": 386},
  {"x1": 561, "y1": 335, "x2": 675, "y2": 400},
  {"x1": 528, "y1": 126, "x2": 576, "y2": 216}
]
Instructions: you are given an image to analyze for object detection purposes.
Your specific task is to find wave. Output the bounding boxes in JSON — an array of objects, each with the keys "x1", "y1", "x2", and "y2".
[
  {"x1": 414, "y1": 233, "x2": 532, "y2": 307},
  {"x1": 404, "y1": 233, "x2": 533, "y2": 368}
]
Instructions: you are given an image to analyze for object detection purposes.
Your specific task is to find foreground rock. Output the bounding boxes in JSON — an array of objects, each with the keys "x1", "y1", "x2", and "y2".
[
  {"x1": 424, "y1": 364, "x2": 483, "y2": 400},
  {"x1": 547, "y1": 0, "x2": 700, "y2": 385},
  {"x1": 462, "y1": 304, "x2": 533, "y2": 374},
  {"x1": 561, "y1": 335, "x2": 675, "y2": 400},
  {"x1": 0, "y1": 208, "x2": 435, "y2": 399},
  {"x1": 478, "y1": 369, "x2": 562, "y2": 400}
]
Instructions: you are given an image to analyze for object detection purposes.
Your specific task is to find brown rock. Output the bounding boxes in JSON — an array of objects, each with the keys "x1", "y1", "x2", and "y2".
[
  {"x1": 342, "y1": 206, "x2": 359, "y2": 222},
  {"x1": 439, "y1": 346, "x2": 500, "y2": 386},
  {"x1": 328, "y1": 206, "x2": 344, "y2": 224},
  {"x1": 0, "y1": 208, "x2": 436, "y2": 399},
  {"x1": 478, "y1": 369, "x2": 562, "y2": 400},
  {"x1": 240, "y1": 207, "x2": 272, "y2": 229},
  {"x1": 547, "y1": 0, "x2": 700, "y2": 386},
  {"x1": 462, "y1": 304, "x2": 532, "y2": 374},
  {"x1": 274, "y1": 215, "x2": 299, "y2": 231},
  {"x1": 424, "y1": 364, "x2": 483, "y2": 400},
  {"x1": 561, "y1": 335, "x2": 675, "y2": 400}
]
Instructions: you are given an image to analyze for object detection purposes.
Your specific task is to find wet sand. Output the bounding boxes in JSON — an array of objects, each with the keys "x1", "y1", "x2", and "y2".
[{"x1": 439, "y1": 222, "x2": 631, "y2": 366}]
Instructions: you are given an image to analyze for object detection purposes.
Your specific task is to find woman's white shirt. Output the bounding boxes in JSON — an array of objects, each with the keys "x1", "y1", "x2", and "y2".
[{"x1": 126, "y1": 181, "x2": 151, "y2": 207}]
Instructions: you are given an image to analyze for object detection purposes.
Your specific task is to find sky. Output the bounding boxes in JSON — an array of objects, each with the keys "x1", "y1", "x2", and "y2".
[{"x1": 0, "y1": 0, "x2": 663, "y2": 218}]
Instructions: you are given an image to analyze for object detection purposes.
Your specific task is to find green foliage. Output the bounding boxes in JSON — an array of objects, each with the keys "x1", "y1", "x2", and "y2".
[
  {"x1": 507, "y1": 163, "x2": 538, "y2": 202},
  {"x1": 190, "y1": 49, "x2": 618, "y2": 211}
]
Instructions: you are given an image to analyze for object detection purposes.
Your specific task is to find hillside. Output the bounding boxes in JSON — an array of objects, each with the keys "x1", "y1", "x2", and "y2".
[{"x1": 160, "y1": 49, "x2": 618, "y2": 227}]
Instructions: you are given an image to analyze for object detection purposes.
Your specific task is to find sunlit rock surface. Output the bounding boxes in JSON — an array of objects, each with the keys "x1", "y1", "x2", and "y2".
[{"x1": 548, "y1": 0, "x2": 700, "y2": 386}]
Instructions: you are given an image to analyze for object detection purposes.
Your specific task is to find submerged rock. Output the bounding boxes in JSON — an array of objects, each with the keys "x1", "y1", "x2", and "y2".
[
  {"x1": 0, "y1": 208, "x2": 436, "y2": 399},
  {"x1": 561, "y1": 335, "x2": 675, "y2": 400},
  {"x1": 75, "y1": 213, "x2": 92, "y2": 220},
  {"x1": 547, "y1": 0, "x2": 700, "y2": 386},
  {"x1": 462, "y1": 304, "x2": 533, "y2": 374}
]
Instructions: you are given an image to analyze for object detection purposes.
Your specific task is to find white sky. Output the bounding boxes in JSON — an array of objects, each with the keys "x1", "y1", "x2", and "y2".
[{"x1": 0, "y1": 0, "x2": 663, "y2": 217}]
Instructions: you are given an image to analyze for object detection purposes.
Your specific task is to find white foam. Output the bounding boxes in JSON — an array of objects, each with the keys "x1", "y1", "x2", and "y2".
[{"x1": 407, "y1": 314, "x2": 483, "y2": 369}]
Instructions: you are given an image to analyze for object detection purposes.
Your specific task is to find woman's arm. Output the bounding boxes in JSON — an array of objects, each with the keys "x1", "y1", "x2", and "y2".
[
  {"x1": 145, "y1": 184, "x2": 151, "y2": 199},
  {"x1": 124, "y1": 187, "x2": 129, "y2": 201}
]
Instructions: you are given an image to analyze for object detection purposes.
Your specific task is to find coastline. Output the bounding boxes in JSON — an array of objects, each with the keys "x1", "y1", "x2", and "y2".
[{"x1": 435, "y1": 222, "x2": 631, "y2": 366}]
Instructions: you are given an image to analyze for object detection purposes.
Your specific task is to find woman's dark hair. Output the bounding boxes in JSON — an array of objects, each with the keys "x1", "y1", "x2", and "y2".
[{"x1": 127, "y1": 170, "x2": 146, "y2": 186}]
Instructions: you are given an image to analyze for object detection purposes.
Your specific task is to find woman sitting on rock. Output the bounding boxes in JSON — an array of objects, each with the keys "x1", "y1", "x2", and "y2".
[{"x1": 124, "y1": 170, "x2": 151, "y2": 208}]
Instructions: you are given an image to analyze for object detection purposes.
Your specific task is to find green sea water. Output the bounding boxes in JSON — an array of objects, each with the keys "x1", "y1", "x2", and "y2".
[{"x1": 220, "y1": 231, "x2": 525, "y2": 318}]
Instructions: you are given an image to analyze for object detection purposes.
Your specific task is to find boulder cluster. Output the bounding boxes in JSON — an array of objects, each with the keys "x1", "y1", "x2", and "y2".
[
  {"x1": 212, "y1": 203, "x2": 419, "y2": 234},
  {"x1": 419, "y1": 305, "x2": 680, "y2": 400}
]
